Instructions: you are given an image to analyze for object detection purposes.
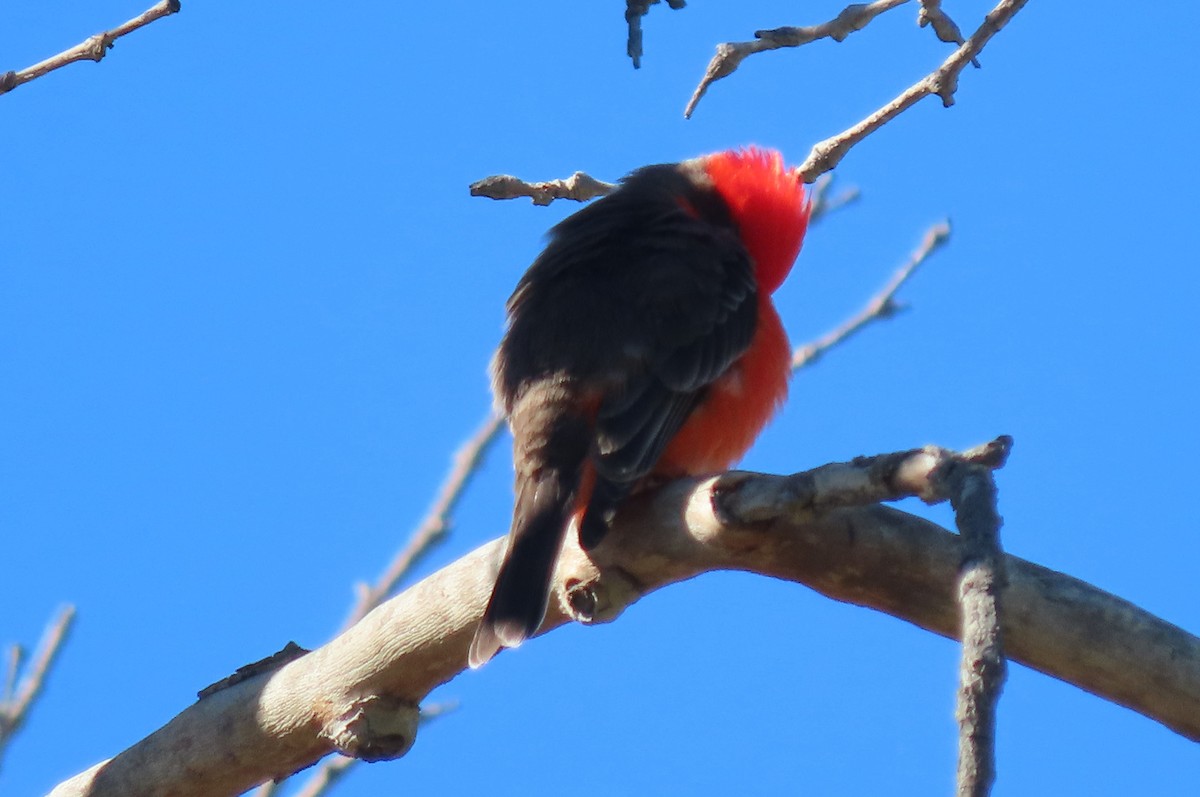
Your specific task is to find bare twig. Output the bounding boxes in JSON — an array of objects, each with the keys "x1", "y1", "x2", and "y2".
[
  {"x1": 469, "y1": 172, "x2": 615, "y2": 206},
  {"x1": 685, "y1": 0, "x2": 911, "y2": 118},
  {"x1": 2, "y1": 646, "x2": 21, "y2": 704},
  {"x1": 469, "y1": 162, "x2": 862, "y2": 214},
  {"x1": 0, "y1": 606, "x2": 76, "y2": 769},
  {"x1": 795, "y1": 0, "x2": 1030, "y2": 181},
  {"x1": 0, "y1": 0, "x2": 181, "y2": 96},
  {"x1": 807, "y1": 173, "x2": 861, "y2": 225},
  {"x1": 345, "y1": 412, "x2": 504, "y2": 631},
  {"x1": 793, "y1": 220, "x2": 950, "y2": 370},
  {"x1": 625, "y1": 0, "x2": 687, "y2": 69}
]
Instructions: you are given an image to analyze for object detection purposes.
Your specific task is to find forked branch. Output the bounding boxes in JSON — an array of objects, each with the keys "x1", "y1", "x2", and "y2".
[{"x1": 48, "y1": 443, "x2": 1200, "y2": 797}]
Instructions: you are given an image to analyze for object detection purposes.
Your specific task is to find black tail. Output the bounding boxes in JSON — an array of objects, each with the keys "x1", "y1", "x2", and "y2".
[{"x1": 468, "y1": 467, "x2": 580, "y2": 668}]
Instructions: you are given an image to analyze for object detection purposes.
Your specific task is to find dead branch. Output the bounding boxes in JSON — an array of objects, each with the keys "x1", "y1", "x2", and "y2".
[
  {"x1": 345, "y1": 413, "x2": 504, "y2": 631},
  {"x1": 0, "y1": 606, "x2": 76, "y2": 770},
  {"x1": 795, "y1": 0, "x2": 1030, "y2": 181},
  {"x1": 468, "y1": 164, "x2": 861, "y2": 219},
  {"x1": 48, "y1": 442, "x2": 1200, "y2": 796},
  {"x1": 793, "y1": 220, "x2": 950, "y2": 369},
  {"x1": 685, "y1": 0, "x2": 910, "y2": 118},
  {"x1": 683, "y1": 0, "x2": 1029, "y2": 183},
  {"x1": 944, "y1": 458, "x2": 1008, "y2": 796},
  {"x1": 469, "y1": 172, "x2": 615, "y2": 206},
  {"x1": 0, "y1": 1, "x2": 181, "y2": 96},
  {"x1": 807, "y1": 173, "x2": 861, "y2": 221}
]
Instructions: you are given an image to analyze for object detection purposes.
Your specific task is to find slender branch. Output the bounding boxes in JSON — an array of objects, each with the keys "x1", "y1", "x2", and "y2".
[
  {"x1": 943, "y1": 460, "x2": 1008, "y2": 797},
  {"x1": 48, "y1": 442, "x2": 1200, "y2": 796},
  {"x1": 0, "y1": 606, "x2": 77, "y2": 769},
  {"x1": 685, "y1": 0, "x2": 911, "y2": 118},
  {"x1": 795, "y1": 0, "x2": 1030, "y2": 181},
  {"x1": 807, "y1": 173, "x2": 861, "y2": 225},
  {"x1": 2, "y1": 646, "x2": 21, "y2": 704},
  {"x1": 343, "y1": 412, "x2": 504, "y2": 632},
  {"x1": 468, "y1": 165, "x2": 861, "y2": 217},
  {"x1": 0, "y1": 0, "x2": 181, "y2": 96},
  {"x1": 793, "y1": 221, "x2": 951, "y2": 370},
  {"x1": 469, "y1": 172, "x2": 615, "y2": 206}
]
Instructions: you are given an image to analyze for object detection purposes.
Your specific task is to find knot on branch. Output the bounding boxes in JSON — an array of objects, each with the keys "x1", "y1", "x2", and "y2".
[
  {"x1": 84, "y1": 34, "x2": 114, "y2": 62},
  {"x1": 563, "y1": 566, "x2": 640, "y2": 626},
  {"x1": 322, "y1": 695, "x2": 420, "y2": 763}
]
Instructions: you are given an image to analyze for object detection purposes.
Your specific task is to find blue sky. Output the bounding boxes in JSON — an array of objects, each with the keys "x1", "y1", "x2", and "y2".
[{"x1": 2, "y1": 1, "x2": 1197, "y2": 794}]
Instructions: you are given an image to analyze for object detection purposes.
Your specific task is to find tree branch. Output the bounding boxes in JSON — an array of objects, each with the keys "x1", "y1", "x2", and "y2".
[
  {"x1": 469, "y1": 172, "x2": 616, "y2": 206},
  {"x1": 918, "y1": 0, "x2": 978, "y2": 65},
  {"x1": 944, "y1": 458, "x2": 1008, "y2": 797},
  {"x1": 467, "y1": 163, "x2": 861, "y2": 218},
  {"x1": 0, "y1": 0, "x2": 181, "y2": 96},
  {"x1": 0, "y1": 606, "x2": 76, "y2": 771},
  {"x1": 795, "y1": 0, "x2": 1030, "y2": 182},
  {"x1": 344, "y1": 413, "x2": 504, "y2": 631},
  {"x1": 793, "y1": 220, "x2": 950, "y2": 369},
  {"x1": 683, "y1": 0, "x2": 1030, "y2": 183},
  {"x1": 49, "y1": 442, "x2": 1200, "y2": 796},
  {"x1": 250, "y1": 416, "x2": 505, "y2": 797},
  {"x1": 685, "y1": 0, "x2": 911, "y2": 119}
]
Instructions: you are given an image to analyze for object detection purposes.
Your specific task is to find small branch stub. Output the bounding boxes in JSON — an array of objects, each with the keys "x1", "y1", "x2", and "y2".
[
  {"x1": 323, "y1": 695, "x2": 420, "y2": 763},
  {"x1": 562, "y1": 566, "x2": 640, "y2": 627}
]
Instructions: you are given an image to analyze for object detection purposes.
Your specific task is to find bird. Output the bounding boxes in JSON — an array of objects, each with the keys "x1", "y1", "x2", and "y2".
[{"x1": 468, "y1": 147, "x2": 812, "y2": 668}]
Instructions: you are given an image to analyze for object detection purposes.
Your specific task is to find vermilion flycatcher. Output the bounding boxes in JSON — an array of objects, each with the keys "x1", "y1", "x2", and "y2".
[{"x1": 470, "y1": 148, "x2": 811, "y2": 667}]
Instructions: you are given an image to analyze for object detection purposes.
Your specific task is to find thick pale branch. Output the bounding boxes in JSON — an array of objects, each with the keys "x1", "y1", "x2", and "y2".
[
  {"x1": 50, "y1": 445, "x2": 1200, "y2": 796},
  {"x1": 0, "y1": 0, "x2": 181, "y2": 96}
]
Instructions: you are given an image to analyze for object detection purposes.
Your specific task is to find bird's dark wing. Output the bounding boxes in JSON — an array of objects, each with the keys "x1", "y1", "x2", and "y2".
[{"x1": 495, "y1": 165, "x2": 759, "y2": 546}]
